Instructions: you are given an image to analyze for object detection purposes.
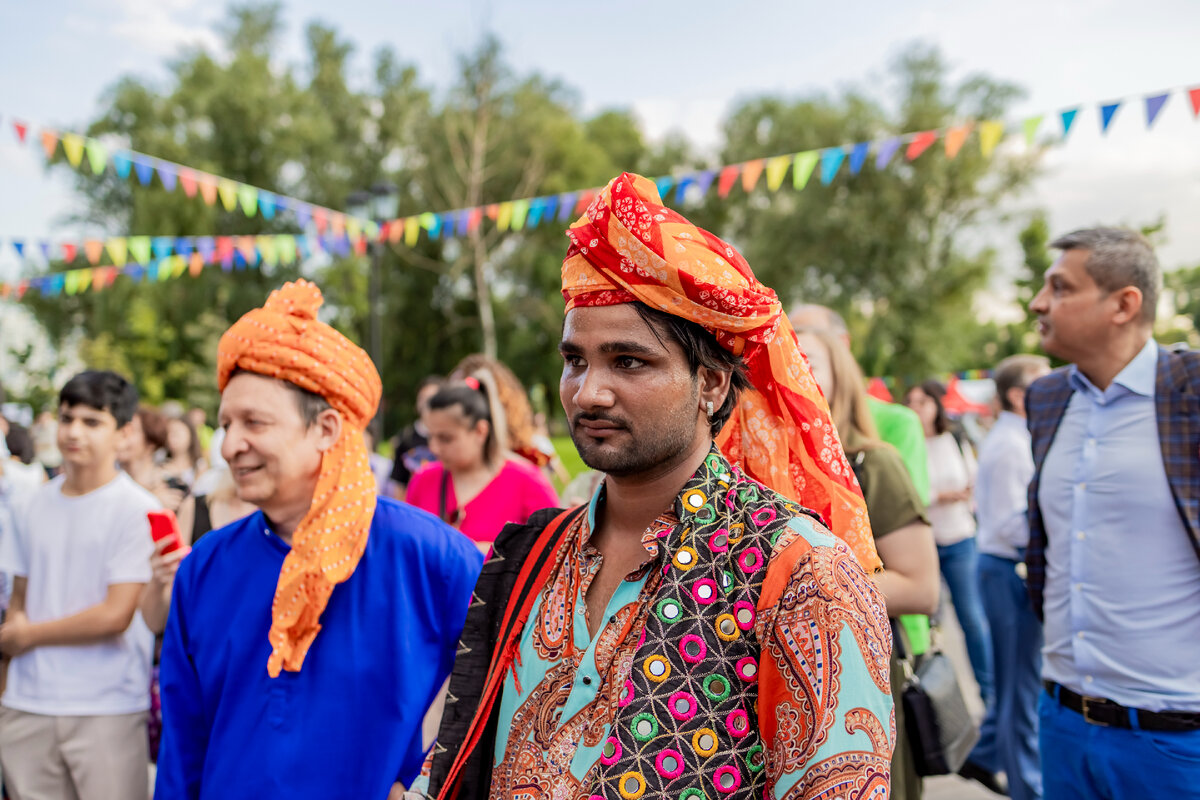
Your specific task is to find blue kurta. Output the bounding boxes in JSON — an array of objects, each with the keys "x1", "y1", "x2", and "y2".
[{"x1": 156, "y1": 498, "x2": 483, "y2": 799}]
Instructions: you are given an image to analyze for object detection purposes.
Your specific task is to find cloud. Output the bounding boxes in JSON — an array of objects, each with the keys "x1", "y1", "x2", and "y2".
[{"x1": 92, "y1": 0, "x2": 221, "y2": 58}]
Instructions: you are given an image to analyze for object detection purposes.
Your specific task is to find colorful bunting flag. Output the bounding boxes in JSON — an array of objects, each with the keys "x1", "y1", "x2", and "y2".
[
  {"x1": 906, "y1": 131, "x2": 937, "y2": 161},
  {"x1": 792, "y1": 151, "x2": 819, "y2": 190},
  {"x1": 217, "y1": 179, "x2": 238, "y2": 211},
  {"x1": 847, "y1": 143, "x2": 869, "y2": 176},
  {"x1": 179, "y1": 168, "x2": 198, "y2": 198},
  {"x1": 654, "y1": 176, "x2": 674, "y2": 201},
  {"x1": 133, "y1": 157, "x2": 154, "y2": 186},
  {"x1": 198, "y1": 176, "x2": 218, "y2": 206},
  {"x1": 819, "y1": 147, "x2": 845, "y2": 184},
  {"x1": 62, "y1": 243, "x2": 78, "y2": 264},
  {"x1": 979, "y1": 121, "x2": 1004, "y2": 157},
  {"x1": 741, "y1": 160, "x2": 765, "y2": 192},
  {"x1": 944, "y1": 125, "x2": 970, "y2": 159},
  {"x1": 1060, "y1": 108, "x2": 1078, "y2": 139},
  {"x1": 511, "y1": 199, "x2": 530, "y2": 231},
  {"x1": 12, "y1": 121, "x2": 28, "y2": 144},
  {"x1": 106, "y1": 238, "x2": 128, "y2": 267},
  {"x1": 61, "y1": 134, "x2": 85, "y2": 168},
  {"x1": 84, "y1": 140, "x2": 107, "y2": 175},
  {"x1": 875, "y1": 137, "x2": 902, "y2": 170},
  {"x1": 1022, "y1": 115, "x2": 1043, "y2": 146},
  {"x1": 40, "y1": 130, "x2": 58, "y2": 160},
  {"x1": 1100, "y1": 102, "x2": 1121, "y2": 133},
  {"x1": 84, "y1": 240, "x2": 103, "y2": 265},
  {"x1": 1189, "y1": 87, "x2": 1200, "y2": 117},
  {"x1": 1144, "y1": 93, "x2": 1169, "y2": 127},
  {"x1": 716, "y1": 165, "x2": 740, "y2": 198},
  {"x1": 113, "y1": 152, "x2": 133, "y2": 179},
  {"x1": 157, "y1": 164, "x2": 178, "y2": 192},
  {"x1": 765, "y1": 156, "x2": 791, "y2": 191},
  {"x1": 237, "y1": 184, "x2": 258, "y2": 216},
  {"x1": 128, "y1": 236, "x2": 151, "y2": 265}
]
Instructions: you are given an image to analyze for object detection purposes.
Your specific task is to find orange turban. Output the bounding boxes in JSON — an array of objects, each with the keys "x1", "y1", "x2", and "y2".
[
  {"x1": 217, "y1": 280, "x2": 383, "y2": 676},
  {"x1": 562, "y1": 173, "x2": 879, "y2": 571}
]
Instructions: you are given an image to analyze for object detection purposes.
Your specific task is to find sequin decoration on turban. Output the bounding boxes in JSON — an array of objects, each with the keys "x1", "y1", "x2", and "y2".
[
  {"x1": 561, "y1": 173, "x2": 879, "y2": 571},
  {"x1": 217, "y1": 279, "x2": 383, "y2": 675}
]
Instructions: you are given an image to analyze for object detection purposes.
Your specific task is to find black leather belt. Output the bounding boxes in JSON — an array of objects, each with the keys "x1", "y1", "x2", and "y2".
[{"x1": 1044, "y1": 681, "x2": 1200, "y2": 731}]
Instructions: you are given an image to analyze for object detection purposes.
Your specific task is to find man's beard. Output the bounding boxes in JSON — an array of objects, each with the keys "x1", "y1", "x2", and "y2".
[{"x1": 569, "y1": 383, "x2": 701, "y2": 478}]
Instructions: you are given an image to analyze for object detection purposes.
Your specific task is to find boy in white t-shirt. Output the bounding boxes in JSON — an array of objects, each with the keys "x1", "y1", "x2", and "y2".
[{"x1": 0, "y1": 370, "x2": 159, "y2": 800}]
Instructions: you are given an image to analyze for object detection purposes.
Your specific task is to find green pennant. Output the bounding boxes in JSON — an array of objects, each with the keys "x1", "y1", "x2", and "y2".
[
  {"x1": 1023, "y1": 115, "x2": 1043, "y2": 147},
  {"x1": 276, "y1": 235, "x2": 297, "y2": 265},
  {"x1": 792, "y1": 151, "x2": 820, "y2": 190},
  {"x1": 85, "y1": 139, "x2": 108, "y2": 175},
  {"x1": 237, "y1": 184, "x2": 258, "y2": 217},
  {"x1": 127, "y1": 236, "x2": 151, "y2": 264},
  {"x1": 510, "y1": 199, "x2": 530, "y2": 231}
]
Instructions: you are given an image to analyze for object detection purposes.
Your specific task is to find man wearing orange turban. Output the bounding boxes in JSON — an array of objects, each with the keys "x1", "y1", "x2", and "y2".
[
  {"x1": 156, "y1": 280, "x2": 483, "y2": 800},
  {"x1": 419, "y1": 175, "x2": 892, "y2": 800}
]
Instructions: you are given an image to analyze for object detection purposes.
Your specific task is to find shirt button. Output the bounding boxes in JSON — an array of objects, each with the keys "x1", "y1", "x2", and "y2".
[
  {"x1": 1076, "y1": 531, "x2": 1086, "y2": 541},
  {"x1": 1073, "y1": 583, "x2": 1082, "y2": 591},
  {"x1": 582, "y1": 675, "x2": 593, "y2": 686},
  {"x1": 1084, "y1": 675, "x2": 1094, "y2": 683},
  {"x1": 1077, "y1": 483, "x2": 1086, "y2": 491},
  {"x1": 1076, "y1": 632, "x2": 1085, "y2": 640},
  {"x1": 609, "y1": 615, "x2": 617, "y2": 624}
]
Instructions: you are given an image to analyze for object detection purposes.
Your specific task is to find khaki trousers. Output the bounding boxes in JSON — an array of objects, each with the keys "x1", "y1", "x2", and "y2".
[{"x1": 0, "y1": 707, "x2": 149, "y2": 800}]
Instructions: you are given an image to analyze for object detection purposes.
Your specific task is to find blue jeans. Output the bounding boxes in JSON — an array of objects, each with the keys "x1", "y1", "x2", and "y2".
[
  {"x1": 970, "y1": 554, "x2": 1042, "y2": 800},
  {"x1": 1040, "y1": 689, "x2": 1200, "y2": 799},
  {"x1": 937, "y1": 537, "x2": 993, "y2": 703}
]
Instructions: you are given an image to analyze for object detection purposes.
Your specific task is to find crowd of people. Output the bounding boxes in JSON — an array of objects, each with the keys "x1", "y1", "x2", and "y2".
[{"x1": 0, "y1": 172, "x2": 1195, "y2": 800}]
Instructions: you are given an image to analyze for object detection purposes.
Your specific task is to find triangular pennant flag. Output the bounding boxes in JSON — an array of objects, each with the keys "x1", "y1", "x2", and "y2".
[
  {"x1": 49, "y1": 274, "x2": 66, "y2": 296},
  {"x1": 259, "y1": 192, "x2": 277, "y2": 219},
  {"x1": 62, "y1": 242, "x2": 78, "y2": 264},
  {"x1": 257, "y1": 236, "x2": 277, "y2": 267},
  {"x1": 1189, "y1": 87, "x2": 1200, "y2": 118},
  {"x1": 345, "y1": 217, "x2": 362, "y2": 241},
  {"x1": 419, "y1": 212, "x2": 440, "y2": 239},
  {"x1": 198, "y1": 176, "x2": 218, "y2": 206},
  {"x1": 217, "y1": 179, "x2": 238, "y2": 211},
  {"x1": 1060, "y1": 108, "x2": 1078, "y2": 139},
  {"x1": 113, "y1": 152, "x2": 133, "y2": 179},
  {"x1": 537, "y1": 197, "x2": 557, "y2": 226},
  {"x1": 187, "y1": 253, "x2": 203, "y2": 277},
  {"x1": 496, "y1": 202, "x2": 513, "y2": 232},
  {"x1": 574, "y1": 190, "x2": 596, "y2": 214},
  {"x1": 64, "y1": 271, "x2": 80, "y2": 296},
  {"x1": 978, "y1": 120, "x2": 1004, "y2": 157},
  {"x1": 388, "y1": 219, "x2": 404, "y2": 243},
  {"x1": 276, "y1": 235, "x2": 297, "y2": 265},
  {"x1": 40, "y1": 130, "x2": 58, "y2": 160},
  {"x1": 157, "y1": 163, "x2": 178, "y2": 192},
  {"x1": 523, "y1": 201, "x2": 543, "y2": 230},
  {"x1": 84, "y1": 239, "x2": 104, "y2": 265},
  {"x1": 765, "y1": 155, "x2": 791, "y2": 191},
  {"x1": 331, "y1": 213, "x2": 346, "y2": 237},
  {"x1": 717, "y1": 165, "x2": 740, "y2": 198},
  {"x1": 237, "y1": 184, "x2": 258, "y2": 216},
  {"x1": 654, "y1": 176, "x2": 674, "y2": 201},
  {"x1": 1023, "y1": 115, "x2": 1043, "y2": 146},
  {"x1": 944, "y1": 125, "x2": 971, "y2": 159},
  {"x1": 293, "y1": 203, "x2": 311, "y2": 228},
  {"x1": 557, "y1": 193, "x2": 577, "y2": 222},
  {"x1": 906, "y1": 131, "x2": 937, "y2": 161},
  {"x1": 196, "y1": 237, "x2": 215, "y2": 263},
  {"x1": 1100, "y1": 102, "x2": 1121, "y2": 133},
  {"x1": 146, "y1": 262, "x2": 159, "y2": 282},
  {"x1": 875, "y1": 138, "x2": 902, "y2": 170},
  {"x1": 84, "y1": 139, "x2": 107, "y2": 175},
  {"x1": 127, "y1": 264, "x2": 146, "y2": 282},
  {"x1": 77, "y1": 268, "x2": 93, "y2": 292},
  {"x1": 11, "y1": 241, "x2": 24, "y2": 258},
  {"x1": 106, "y1": 238, "x2": 128, "y2": 267},
  {"x1": 175, "y1": 238, "x2": 194, "y2": 258},
  {"x1": 61, "y1": 134, "x2": 85, "y2": 168},
  {"x1": 353, "y1": 234, "x2": 369, "y2": 256},
  {"x1": 178, "y1": 168, "x2": 198, "y2": 197},
  {"x1": 12, "y1": 121, "x2": 27, "y2": 144},
  {"x1": 510, "y1": 199, "x2": 530, "y2": 231},
  {"x1": 364, "y1": 220, "x2": 380, "y2": 242},
  {"x1": 792, "y1": 151, "x2": 819, "y2": 190},
  {"x1": 312, "y1": 207, "x2": 328, "y2": 234},
  {"x1": 404, "y1": 216, "x2": 420, "y2": 246},
  {"x1": 1145, "y1": 93, "x2": 1169, "y2": 128},
  {"x1": 741, "y1": 159, "x2": 765, "y2": 192},
  {"x1": 127, "y1": 236, "x2": 151, "y2": 264},
  {"x1": 133, "y1": 157, "x2": 154, "y2": 186},
  {"x1": 151, "y1": 237, "x2": 174, "y2": 259},
  {"x1": 848, "y1": 143, "x2": 870, "y2": 175},
  {"x1": 39, "y1": 241, "x2": 52, "y2": 261},
  {"x1": 691, "y1": 170, "x2": 716, "y2": 198},
  {"x1": 819, "y1": 147, "x2": 846, "y2": 184}
]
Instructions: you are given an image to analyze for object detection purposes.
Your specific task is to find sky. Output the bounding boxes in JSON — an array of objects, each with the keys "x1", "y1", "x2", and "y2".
[{"x1": 2, "y1": 0, "x2": 1199, "y2": 294}]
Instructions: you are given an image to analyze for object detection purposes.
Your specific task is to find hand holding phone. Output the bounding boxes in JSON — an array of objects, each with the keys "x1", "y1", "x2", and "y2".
[{"x1": 148, "y1": 509, "x2": 185, "y2": 556}]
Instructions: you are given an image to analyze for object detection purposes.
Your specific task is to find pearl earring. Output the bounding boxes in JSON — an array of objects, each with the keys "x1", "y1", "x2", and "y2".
[{"x1": 705, "y1": 401, "x2": 714, "y2": 421}]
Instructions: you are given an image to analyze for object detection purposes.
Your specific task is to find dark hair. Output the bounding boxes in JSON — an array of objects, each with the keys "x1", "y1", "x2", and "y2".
[
  {"x1": 631, "y1": 303, "x2": 750, "y2": 436},
  {"x1": 228, "y1": 367, "x2": 331, "y2": 427},
  {"x1": 910, "y1": 380, "x2": 950, "y2": 435},
  {"x1": 417, "y1": 375, "x2": 444, "y2": 393},
  {"x1": 993, "y1": 354, "x2": 1049, "y2": 412},
  {"x1": 168, "y1": 414, "x2": 203, "y2": 463},
  {"x1": 5, "y1": 423, "x2": 34, "y2": 465},
  {"x1": 427, "y1": 376, "x2": 504, "y2": 464},
  {"x1": 1051, "y1": 227, "x2": 1160, "y2": 324},
  {"x1": 135, "y1": 406, "x2": 170, "y2": 451},
  {"x1": 59, "y1": 370, "x2": 139, "y2": 427}
]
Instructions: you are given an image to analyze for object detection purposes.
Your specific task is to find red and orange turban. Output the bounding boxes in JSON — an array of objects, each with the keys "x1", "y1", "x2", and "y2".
[
  {"x1": 562, "y1": 173, "x2": 879, "y2": 571},
  {"x1": 217, "y1": 280, "x2": 383, "y2": 676}
]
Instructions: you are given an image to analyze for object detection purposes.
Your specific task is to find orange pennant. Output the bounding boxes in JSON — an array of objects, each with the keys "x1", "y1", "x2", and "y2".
[
  {"x1": 40, "y1": 130, "x2": 58, "y2": 160},
  {"x1": 388, "y1": 218, "x2": 404, "y2": 244},
  {"x1": 198, "y1": 176, "x2": 218, "y2": 206},
  {"x1": 83, "y1": 239, "x2": 104, "y2": 265},
  {"x1": 740, "y1": 159, "x2": 766, "y2": 192},
  {"x1": 944, "y1": 125, "x2": 971, "y2": 159},
  {"x1": 189, "y1": 252, "x2": 205, "y2": 276}
]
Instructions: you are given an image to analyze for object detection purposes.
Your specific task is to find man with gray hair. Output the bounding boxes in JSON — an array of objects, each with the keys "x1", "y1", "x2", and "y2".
[{"x1": 1026, "y1": 227, "x2": 1200, "y2": 798}]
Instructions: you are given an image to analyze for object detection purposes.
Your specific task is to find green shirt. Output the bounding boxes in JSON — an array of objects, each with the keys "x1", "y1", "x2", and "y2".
[{"x1": 868, "y1": 396, "x2": 930, "y2": 506}]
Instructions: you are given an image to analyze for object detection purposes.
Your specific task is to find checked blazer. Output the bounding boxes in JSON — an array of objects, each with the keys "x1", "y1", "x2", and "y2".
[{"x1": 1024, "y1": 343, "x2": 1200, "y2": 618}]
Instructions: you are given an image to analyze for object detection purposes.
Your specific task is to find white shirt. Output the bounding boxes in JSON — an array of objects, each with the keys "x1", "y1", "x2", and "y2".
[
  {"x1": 1, "y1": 472, "x2": 159, "y2": 716},
  {"x1": 0, "y1": 458, "x2": 46, "y2": 611},
  {"x1": 974, "y1": 411, "x2": 1034, "y2": 560},
  {"x1": 925, "y1": 431, "x2": 977, "y2": 546}
]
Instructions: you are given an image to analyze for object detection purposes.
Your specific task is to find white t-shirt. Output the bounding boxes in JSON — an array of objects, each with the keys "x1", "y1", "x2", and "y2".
[
  {"x1": 0, "y1": 458, "x2": 47, "y2": 611},
  {"x1": 925, "y1": 431, "x2": 978, "y2": 546},
  {"x1": 1, "y1": 472, "x2": 159, "y2": 716}
]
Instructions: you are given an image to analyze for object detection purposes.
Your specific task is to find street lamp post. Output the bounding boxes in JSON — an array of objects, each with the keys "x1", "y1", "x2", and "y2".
[{"x1": 346, "y1": 182, "x2": 399, "y2": 441}]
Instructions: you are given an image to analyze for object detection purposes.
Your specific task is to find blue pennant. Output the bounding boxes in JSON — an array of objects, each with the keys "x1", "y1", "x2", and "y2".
[
  {"x1": 1100, "y1": 102, "x2": 1122, "y2": 134},
  {"x1": 820, "y1": 148, "x2": 846, "y2": 184},
  {"x1": 848, "y1": 142, "x2": 870, "y2": 175},
  {"x1": 1060, "y1": 108, "x2": 1079, "y2": 138}
]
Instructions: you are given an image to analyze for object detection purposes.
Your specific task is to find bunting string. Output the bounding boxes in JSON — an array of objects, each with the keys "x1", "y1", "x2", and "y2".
[{"x1": 4, "y1": 81, "x2": 1199, "y2": 301}]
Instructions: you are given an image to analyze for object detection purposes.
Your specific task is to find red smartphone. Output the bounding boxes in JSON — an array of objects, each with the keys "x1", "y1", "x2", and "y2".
[{"x1": 148, "y1": 509, "x2": 184, "y2": 556}]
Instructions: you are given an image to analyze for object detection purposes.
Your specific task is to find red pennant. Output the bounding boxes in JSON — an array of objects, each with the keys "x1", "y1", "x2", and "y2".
[
  {"x1": 378, "y1": 221, "x2": 391, "y2": 242},
  {"x1": 83, "y1": 239, "x2": 103, "y2": 265},
  {"x1": 574, "y1": 190, "x2": 595, "y2": 214},
  {"x1": 906, "y1": 131, "x2": 938, "y2": 161},
  {"x1": 740, "y1": 160, "x2": 766, "y2": 192},
  {"x1": 13, "y1": 121, "x2": 28, "y2": 144},
  {"x1": 62, "y1": 243, "x2": 78, "y2": 264},
  {"x1": 353, "y1": 235, "x2": 368, "y2": 256},
  {"x1": 313, "y1": 207, "x2": 328, "y2": 234},
  {"x1": 40, "y1": 130, "x2": 58, "y2": 159},
  {"x1": 215, "y1": 237, "x2": 235, "y2": 262},
  {"x1": 16, "y1": 281, "x2": 29, "y2": 300},
  {"x1": 717, "y1": 165, "x2": 740, "y2": 198},
  {"x1": 179, "y1": 168, "x2": 198, "y2": 198},
  {"x1": 467, "y1": 207, "x2": 484, "y2": 233},
  {"x1": 1189, "y1": 87, "x2": 1200, "y2": 118}
]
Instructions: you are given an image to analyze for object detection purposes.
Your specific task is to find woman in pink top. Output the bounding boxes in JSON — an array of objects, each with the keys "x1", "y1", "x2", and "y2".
[{"x1": 406, "y1": 375, "x2": 559, "y2": 551}]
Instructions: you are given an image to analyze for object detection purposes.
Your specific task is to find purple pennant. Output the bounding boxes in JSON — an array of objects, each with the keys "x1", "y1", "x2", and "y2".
[
  {"x1": 157, "y1": 163, "x2": 178, "y2": 192},
  {"x1": 132, "y1": 157, "x2": 155, "y2": 186},
  {"x1": 336, "y1": 234, "x2": 352, "y2": 256},
  {"x1": 259, "y1": 192, "x2": 277, "y2": 219},
  {"x1": 152, "y1": 237, "x2": 174, "y2": 259},
  {"x1": 457, "y1": 209, "x2": 472, "y2": 236},
  {"x1": 848, "y1": 142, "x2": 870, "y2": 175},
  {"x1": 691, "y1": 170, "x2": 716, "y2": 198},
  {"x1": 1145, "y1": 93, "x2": 1169, "y2": 127},
  {"x1": 1100, "y1": 102, "x2": 1122, "y2": 134},
  {"x1": 875, "y1": 137, "x2": 902, "y2": 170},
  {"x1": 39, "y1": 241, "x2": 52, "y2": 261},
  {"x1": 113, "y1": 152, "x2": 133, "y2": 179},
  {"x1": 293, "y1": 202, "x2": 311, "y2": 228},
  {"x1": 557, "y1": 193, "x2": 577, "y2": 222}
]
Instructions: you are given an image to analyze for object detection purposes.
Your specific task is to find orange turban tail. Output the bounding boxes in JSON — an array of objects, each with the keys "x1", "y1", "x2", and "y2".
[
  {"x1": 562, "y1": 173, "x2": 879, "y2": 572},
  {"x1": 217, "y1": 280, "x2": 383, "y2": 676}
]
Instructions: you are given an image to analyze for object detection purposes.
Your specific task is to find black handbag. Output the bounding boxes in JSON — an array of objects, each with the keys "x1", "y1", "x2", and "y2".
[{"x1": 893, "y1": 621, "x2": 979, "y2": 776}]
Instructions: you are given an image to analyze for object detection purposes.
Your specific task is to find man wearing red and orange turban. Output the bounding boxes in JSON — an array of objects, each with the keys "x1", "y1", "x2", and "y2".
[
  {"x1": 419, "y1": 175, "x2": 892, "y2": 800},
  {"x1": 156, "y1": 280, "x2": 483, "y2": 800}
]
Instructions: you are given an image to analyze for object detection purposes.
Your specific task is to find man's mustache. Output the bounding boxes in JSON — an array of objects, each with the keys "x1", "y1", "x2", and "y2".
[{"x1": 572, "y1": 412, "x2": 629, "y2": 428}]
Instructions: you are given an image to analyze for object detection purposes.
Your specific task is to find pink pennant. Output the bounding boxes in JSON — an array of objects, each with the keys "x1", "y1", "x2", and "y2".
[{"x1": 12, "y1": 121, "x2": 28, "y2": 144}]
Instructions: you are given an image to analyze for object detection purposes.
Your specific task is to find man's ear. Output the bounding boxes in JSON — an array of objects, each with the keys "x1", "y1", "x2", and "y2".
[
  {"x1": 313, "y1": 407, "x2": 344, "y2": 452},
  {"x1": 697, "y1": 366, "x2": 734, "y2": 416},
  {"x1": 1111, "y1": 286, "x2": 1145, "y2": 326}
]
